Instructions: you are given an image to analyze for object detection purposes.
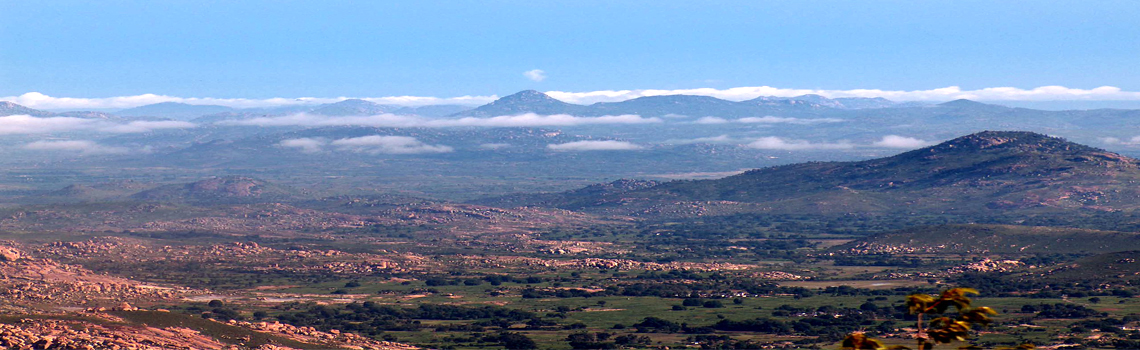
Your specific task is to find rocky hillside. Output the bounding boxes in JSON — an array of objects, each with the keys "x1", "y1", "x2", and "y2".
[
  {"x1": 833, "y1": 224, "x2": 1140, "y2": 255},
  {"x1": 130, "y1": 176, "x2": 306, "y2": 204}
]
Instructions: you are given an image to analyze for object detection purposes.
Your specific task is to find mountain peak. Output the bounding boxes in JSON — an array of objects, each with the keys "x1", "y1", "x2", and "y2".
[
  {"x1": 329, "y1": 99, "x2": 378, "y2": 106},
  {"x1": 938, "y1": 99, "x2": 999, "y2": 108},
  {"x1": 454, "y1": 90, "x2": 583, "y2": 117},
  {"x1": 789, "y1": 94, "x2": 832, "y2": 102},
  {"x1": 922, "y1": 131, "x2": 1103, "y2": 156},
  {"x1": 310, "y1": 99, "x2": 396, "y2": 116},
  {"x1": 0, "y1": 101, "x2": 54, "y2": 117},
  {"x1": 499, "y1": 90, "x2": 560, "y2": 102}
]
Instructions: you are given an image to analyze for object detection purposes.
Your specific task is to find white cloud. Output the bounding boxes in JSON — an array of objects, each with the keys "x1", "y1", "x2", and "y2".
[
  {"x1": 694, "y1": 117, "x2": 729, "y2": 124},
  {"x1": 745, "y1": 137, "x2": 854, "y2": 150},
  {"x1": 0, "y1": 114, "x2": 196, "y2": 134},
  {"x1": 479, "y1": 143, "x2": 512, "y2": 150},
  {"x1": 666, "y1": 135, "x2": 737, "y2": 144},
  {"x1": 544, "y1": 85, "x2": 1140, "y2": 104},
  {"x1": 692, "y1": 116, "x2": 841, "y2": 125},
  {"x1": 23, "y1": 140, "x2": 132, "y2": 155},
  {"x1": 222, "y1": 113, "x2": 661, "y2": 128},
  {"x1": 278, "y1": 138, "x2": 326, "y2": 153},
  {"x1": 330, "y1": 135, "x2": 453, "y2": 154},
  {"x1": 524, "y1": 69, "x2": 546, "y2": 82},
  {"x1": 0, "y1": 115, "x2": 99, "y2": 134},
  {"x1": 98, "y1": 120, "x2": 197, "y2": 133},
  {"x1": 1101, "y1": 136, "x2": 1140, "y2": 145},
  {"x1": 0, "y1": 92, "x2": 496, "y2": 110},
  {"x1": 9, "y1": 85, "x2": 1140, "y2": 110},
  {"x1": 548, "y1": 140, "x2": 644, "y2": 151},
  {"x1": 447, "y1": 114, "x2": 659, "y2": 127},
  {"x1": 872, "y1": 135, "x2": 931, "y2": 149},
  {"x1": 737, "y1": 116, "x2": 844, "y2": 124}
]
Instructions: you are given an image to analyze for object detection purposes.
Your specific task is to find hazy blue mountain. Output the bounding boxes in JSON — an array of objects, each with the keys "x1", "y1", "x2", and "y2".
[
  {"x1": 937, "y1": 99, "x2": 1008, "y2": 109},
  {"x1": 117, "y1": 102, "x2": 236, "y2": 120},
  {"x1": 54, "y1": 111, "x2": 116, "y2": 119},
  {"x1": 588, "y1": 95, "x2": 762, "y2": 117},
  {"x1": 833, "y1": 97, "x2": 899, "y2": 109},
  {"x1": 740, "y1": 95, "x2": 832, "y2": 108},
  {"x1": 768, "y1": 94, "x2": 899, "y2": 109},
  {"x1": 191, "y1": 112, "x2": 267, "y2": 124},
  {"x1": 0, "y1": 101, "x2": 53, "y2": 117},
  {"x1": 455, "y1": 91, "x2": 896, "y2": 118},
  {"x1": 308, "y1": 99, "x2": 400, "y2": 116},
  {"x1": 776, "y1": 94, "x2": 846, "y2": 108},
  {"x1": 393, "y1": 104, "x2": 473, "y2": 117}
]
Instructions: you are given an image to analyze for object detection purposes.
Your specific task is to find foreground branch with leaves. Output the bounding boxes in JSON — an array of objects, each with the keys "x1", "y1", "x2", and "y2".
[{"x1": 841, "y1": 287, "x2": 1031, "y2": 350}]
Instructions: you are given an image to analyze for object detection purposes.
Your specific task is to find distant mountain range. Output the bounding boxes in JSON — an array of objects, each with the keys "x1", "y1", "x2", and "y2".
[
  {"x1": 1, "y1": 90, "x2": 925, "y2": 121},
  {"x1": 7, "y1": 91, "x2": 1140, "y2": 140},
  {"x1": 0, "y1": 99, "x2": 476, "y2": 121},
  {"x1": 452, "y1": 90, "x2": 911, "y2": 118},
  {"x1": 117, "y1": 102, "x2": 236, "y2": 120},
  {"x1": 476, "y1": 131, "x2": 1140, "y2": 217}
]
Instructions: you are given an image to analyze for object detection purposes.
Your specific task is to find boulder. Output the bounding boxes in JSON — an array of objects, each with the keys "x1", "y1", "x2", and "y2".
[{"x1": 0, "y1": 246, "x2": 23, "y2": 262}]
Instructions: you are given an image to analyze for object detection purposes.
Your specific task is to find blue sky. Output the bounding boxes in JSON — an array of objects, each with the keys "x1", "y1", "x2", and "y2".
[{"x1": 2, "y1": 0, "x2": 1139, "y2": 106}]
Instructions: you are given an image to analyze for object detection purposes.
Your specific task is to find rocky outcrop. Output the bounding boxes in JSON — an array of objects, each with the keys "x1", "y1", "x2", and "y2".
[
  {"x1": 0, "y1": 246, "x2": 23, "y2": 262},
  {"x1": 0, "y1": 244, "x2": 192, "y2": 306},
  {"x1": 0, "y1": 318, "x2": 231, "y2": 350}
]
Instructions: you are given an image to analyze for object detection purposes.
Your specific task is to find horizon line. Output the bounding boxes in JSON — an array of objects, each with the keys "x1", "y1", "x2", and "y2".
[{"x1": 5, "y1": 84, "x2": 1140, "y2": 110}]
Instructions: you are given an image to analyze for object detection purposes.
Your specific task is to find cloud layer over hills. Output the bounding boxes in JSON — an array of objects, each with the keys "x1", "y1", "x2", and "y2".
[
  {"x1": 225, "y1": 113, "x2": 661, "y2": 128},
  {"x1": 6, "y1": 85, "x2": 1140, "y2": 110},
  {"x1": 0, "y1": 115, "x2": 195, "y2": 134}
]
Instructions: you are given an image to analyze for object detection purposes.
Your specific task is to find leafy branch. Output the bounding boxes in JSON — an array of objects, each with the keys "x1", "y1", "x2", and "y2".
[{"x1": 841, "y1": 287, "x2": 1027, "y2": 350}]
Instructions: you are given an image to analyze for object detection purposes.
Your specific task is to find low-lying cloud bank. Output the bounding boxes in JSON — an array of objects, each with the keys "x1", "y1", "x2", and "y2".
[
  {"x1": 547, "y1": 140, "x2": 644, "y2": 151},
  {"x1": 1, "y1": 92, "x2": 496, "y2": 110},
  {"x1": 1101, "y1": 136, "x2": 1140, "y2": 146},
  {"x1": 547, "y1": 85, "x2": 1140, "y2": 104},
  {"x1": 746, "y1": 137, "x2": 855, "y2": 150},
  {"x1": 746, "y1": 135, "x2": 931, "y2": 150},
  {"x1": 666, "y1": 135, "x2": 737, "y2": 144},
  {"x1": 872, "y1": 135, "x2": 932, "y2": 148},
  {"x1": 0, "y1": 115, "x2": 195, "y2": 134},
  {"x1": 23, "y1": 140, "x2": 136, "y2": 155},
  {"x1": 7, "y1": 85, "x2": 1140, "y2": 110},
  {"x1": 694, "y1": 116, "x2": 843, "y2": 125},
  {"x1": 225, "y1": 113, "x2": 661, "y2": 128},
  {"x1": 278, "y1": 136, "x2": 454, "y2": 154}
]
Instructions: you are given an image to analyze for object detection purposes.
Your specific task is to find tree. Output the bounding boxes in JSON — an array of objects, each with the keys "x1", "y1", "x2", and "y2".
[
  {"x1": 841, "y1": 287, "x2": 1017, "y2": 350},
  {"x1": 499, "y1": 332, "x2": 537, "y2": 350}
]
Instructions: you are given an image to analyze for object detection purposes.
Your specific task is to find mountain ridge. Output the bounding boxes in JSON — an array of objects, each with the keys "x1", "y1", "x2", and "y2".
[{"x1": 483, "y1": 131, "x2": 1140, "y2": 217}]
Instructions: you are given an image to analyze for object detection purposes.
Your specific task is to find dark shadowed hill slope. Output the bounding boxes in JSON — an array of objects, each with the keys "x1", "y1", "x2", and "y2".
[
  {"x1": 472, "y1": 179, "x2": 660, "y2": 209},
  {"x1": 1024, "y1": 250, "x2": 1140, "y2": 285}
]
